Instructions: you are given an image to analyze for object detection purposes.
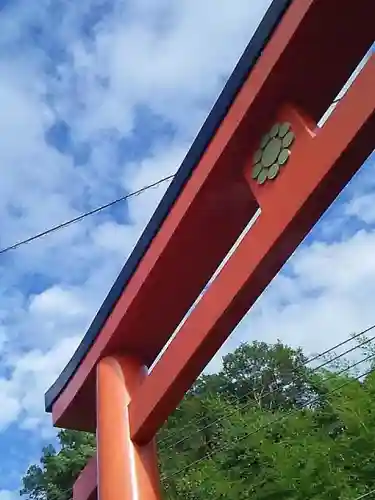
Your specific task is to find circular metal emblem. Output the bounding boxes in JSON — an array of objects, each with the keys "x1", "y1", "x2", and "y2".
[{"x1": 252, "y1": 122, "x2": 295, "y2": 185}]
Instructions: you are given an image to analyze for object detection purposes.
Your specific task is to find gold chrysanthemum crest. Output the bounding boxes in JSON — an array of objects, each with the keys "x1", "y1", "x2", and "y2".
[{"x1": 252, "y1": 122, "x2": 295, "y2": 185}]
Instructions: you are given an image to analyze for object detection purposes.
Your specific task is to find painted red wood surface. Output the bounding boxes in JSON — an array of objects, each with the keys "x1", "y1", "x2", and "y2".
[
  {"x1": 130, "y1": 57, "x2": 375, "y2": 443},
  {"x1": 73, "y1": 457, "x2": 96, "y2": 500},
  {"x1": 96, "y1": 357, "x2": 161, "y2": 500},
  {"x1": 51, "y1": 0, "x2": 375, "y2": 437}
]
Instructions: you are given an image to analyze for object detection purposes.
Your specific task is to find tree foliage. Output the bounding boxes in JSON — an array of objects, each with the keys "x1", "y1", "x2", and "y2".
[
  {"x1": 21, "y1": 340, "x2": 375, "y2": 500},
  {"x1": 21, "y1": 430, "x2": 95, "y2": 500}
]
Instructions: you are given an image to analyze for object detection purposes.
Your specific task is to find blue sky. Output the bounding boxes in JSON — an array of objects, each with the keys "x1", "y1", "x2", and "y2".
[{"x1": 0, "y1": 1, "x2": 373, "y2": 498}]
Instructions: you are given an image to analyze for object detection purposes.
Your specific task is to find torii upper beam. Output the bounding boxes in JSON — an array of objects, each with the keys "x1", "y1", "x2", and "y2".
[{"x1": 45, "y1": 0, "x2": 375, "y2": 498}]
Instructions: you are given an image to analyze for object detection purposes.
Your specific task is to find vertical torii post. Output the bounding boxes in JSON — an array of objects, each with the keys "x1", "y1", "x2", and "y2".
[
  {"x1": 96, "y1": 357, "x2": 160, "y2": 500},
  {"x1": 45, "y1": 0, "x2": 375, "y2": 498}
]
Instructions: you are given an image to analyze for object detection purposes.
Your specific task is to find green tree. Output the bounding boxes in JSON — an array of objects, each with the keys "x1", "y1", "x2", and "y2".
[
  {"x1": 193, "y1": 341, "x2": 320, "y2": 410},
  {"x1": 21, "y1": 430, "x2": 95, "y2": 500},
  {"x1": 21, "y1": 341, "x2": 375, "y2": 500}
]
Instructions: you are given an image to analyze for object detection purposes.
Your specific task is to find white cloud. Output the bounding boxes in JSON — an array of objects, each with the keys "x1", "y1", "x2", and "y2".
[
  {"x1": 0, "y1": 0, "x2": 275, "y2": 439},
  {"x1": 0, "y1": 490, "x2": 17, "y2": 500},
  {"x1": 0, "y1": 380, "x2": 21, "y2": 431},
  {"x1": 207, "y1": 165, "x2": 375, "y2": 372},
  {"x1": 29, "y1": 286, "x2": 87, "y2": 319},
  {"x1": 0, "y1": 336, "x2": 81, "y2": 435},
  {"x1": 345, "y1": 192, "x2": 375, "y2": 224},
  {"x1": 0, "y1": 0, "x2": 373, "y2": 493},
  {"x1": 59, "y1": 0, "x2": 273, "y2": 139}
]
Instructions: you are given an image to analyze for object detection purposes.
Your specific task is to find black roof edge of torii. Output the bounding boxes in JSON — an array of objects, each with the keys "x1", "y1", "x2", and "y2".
[{"x1": 45, "y1": 0, "x2": 292, "y2": 413}]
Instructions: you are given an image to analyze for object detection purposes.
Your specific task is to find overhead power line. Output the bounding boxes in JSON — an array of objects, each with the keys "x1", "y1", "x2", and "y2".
[
  {"x1": 354, "y1": 489, "x2": 375, "y2": 500},
  {"x1": 162, "y1": 345, "x2": 375, "y2": 456},
  {"x1": 159, "y1": 323, "x2": 375, "y2": 448},
  {"x1": 0, "y1": 174, "x2": 175, "y2": 257},
  {"x1": 0, "y1": 96, "x2": 347, "y2": 258},
  {"x1": 162, "y1": 354, "x2": 375, "y2": 480}
]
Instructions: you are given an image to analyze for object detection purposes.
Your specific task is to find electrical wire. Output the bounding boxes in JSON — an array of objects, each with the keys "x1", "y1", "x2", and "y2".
[
  {"x1": 164, "y1": 324, "x2": 374, "y2": 435},
  {"x1": 161, "y1": 332, "x2": 375, "y2": 451},
  {"x1": 161, "y1": 356, "x2": 375, "y2": 480},
  {"x1": 354, "y1": 489, "x2": 375, "y2": 500},
  {"x1": 0, "y1": 96, "x2": 346, "y2": 258},
  {"x1": 0, "y1": 174, "x2": 175, "y2": 256},
  {"x1": 162, "y1": 346, "x2": 373, "y2": 465},
  {"x1": 331, "y1": 96, "x2": 343, "y2": 105},
  {"x1": 159, "y1": 324, "x2": 375, "y2": 448}
]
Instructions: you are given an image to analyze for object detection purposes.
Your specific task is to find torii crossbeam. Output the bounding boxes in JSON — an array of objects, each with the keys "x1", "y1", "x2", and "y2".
[{"x1": 45, "y1": 0, "x2": 375, "y2": 498}]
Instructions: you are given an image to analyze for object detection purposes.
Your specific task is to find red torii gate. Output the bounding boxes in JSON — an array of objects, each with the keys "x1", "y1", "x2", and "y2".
[{"x1": 45, "y1": 0, "x2": 375, "y2": 498}]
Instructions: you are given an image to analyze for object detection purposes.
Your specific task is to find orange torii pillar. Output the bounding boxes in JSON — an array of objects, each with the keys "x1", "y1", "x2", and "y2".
[{"x1": 44, "y1": 0, "x2": 375, "y2": 499}]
